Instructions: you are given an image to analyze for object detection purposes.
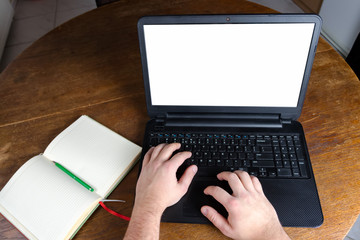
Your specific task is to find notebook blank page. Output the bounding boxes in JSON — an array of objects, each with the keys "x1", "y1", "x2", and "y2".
[
  {"x1": 0, "y1": 155, "x2": 100, "y2": 240},
  {"x1": 44, "y1": 116, "x2": 141, "y2": 197}
]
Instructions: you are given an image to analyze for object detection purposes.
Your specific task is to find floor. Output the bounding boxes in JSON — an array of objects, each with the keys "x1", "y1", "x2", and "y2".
[
  {"x1": 0, "y1": 0, "x2": 359, "y2": 239},
  {"x1": 0, "y1": 0, "x2": 97, "y2": 71}
]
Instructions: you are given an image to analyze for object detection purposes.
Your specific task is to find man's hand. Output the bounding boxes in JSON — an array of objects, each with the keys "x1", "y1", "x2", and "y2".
[
  {"x1": 134, "y1": 143, "x2": 198, "y2": 214},
  {"x1": 124, "y1": 143, "x2": 197, "y2": 240},
  {"x1": 201, "y1": 171, "x2": 290, "y2": 240}
]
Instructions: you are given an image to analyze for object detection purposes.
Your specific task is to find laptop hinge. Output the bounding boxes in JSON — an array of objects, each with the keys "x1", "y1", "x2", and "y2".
[
  {"x1": 280, "y1": 119, "x2": 292, "y2": 125},
  {"x1": 158, "y1": 113, "x2": 285, "y2": 128},
  {"x1": 154, "y1": 114, "x2": 166, "y2": 130}
]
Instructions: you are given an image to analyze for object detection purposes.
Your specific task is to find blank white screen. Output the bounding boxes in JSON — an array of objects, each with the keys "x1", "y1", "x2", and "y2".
[{"x1": 144, "y1": 23, "x2": 314, "y2": 107}]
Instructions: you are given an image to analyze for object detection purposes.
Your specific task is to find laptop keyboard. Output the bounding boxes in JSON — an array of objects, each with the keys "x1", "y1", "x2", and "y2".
[{"x1": 148, "y1": 132, "x2": 308, "y2": 179}]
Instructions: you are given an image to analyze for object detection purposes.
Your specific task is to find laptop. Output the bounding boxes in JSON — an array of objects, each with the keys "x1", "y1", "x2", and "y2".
[{"x1": 137, "y1": 14, "x2": 323, "y2": 227}]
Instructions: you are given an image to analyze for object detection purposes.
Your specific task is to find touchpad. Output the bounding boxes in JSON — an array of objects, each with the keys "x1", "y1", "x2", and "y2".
[{"x1": 183, "y1": 179, "x2": 232, "y2": 218}]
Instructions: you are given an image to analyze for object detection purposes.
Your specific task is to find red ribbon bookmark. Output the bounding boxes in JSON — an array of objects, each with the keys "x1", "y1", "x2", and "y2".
[{"x1": 99, "y1": 201, "x2": 131, "y2": 221}]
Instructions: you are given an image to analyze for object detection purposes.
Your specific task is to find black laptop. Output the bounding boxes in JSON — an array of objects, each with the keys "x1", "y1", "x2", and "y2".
[{"x1": 137, "y1": 14, "x2": 323, "y2": 227}]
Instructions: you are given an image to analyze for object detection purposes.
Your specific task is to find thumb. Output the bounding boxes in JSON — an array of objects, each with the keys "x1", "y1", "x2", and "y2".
[{"x1": 201, "y1": 206, "x2": 232, "y2": 237}]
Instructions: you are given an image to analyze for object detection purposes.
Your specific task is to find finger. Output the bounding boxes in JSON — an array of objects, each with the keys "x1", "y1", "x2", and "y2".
[
  {"x1": 251, "y1": 175, "x2": 264, "y2": 195},
  {"x1": 234, "y1": 170, "x2": 255, "y2": 192},
  {"x1": 154, "y1": 143, "x2": 181, "y2": 162},
  {"x1": 168, "y1": 150, "x2": 192, "y2": 169},
  {"x1": 142, "y1": 147, "x2": 155, "y2": 166},
  {"x1": 217, "y1": 171, "x2": 244, "y2": 197},
  {"x1": 149, "y1": 143, "x2": 167, "y2": 162},
  {"x1": 204, "y1": 185, "x2": 232, "y2": 208},
  {"x1": 201, "y1": 206, "x2": 232, "y2": 238},
  {"x1": 178, "y1": 165, "x2": 198, "y2": 194}
]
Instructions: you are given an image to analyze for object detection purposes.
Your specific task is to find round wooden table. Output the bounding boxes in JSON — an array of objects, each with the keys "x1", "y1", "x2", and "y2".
[{"x1": 1, "y1": 0, "x2": 360, "y2": 239}]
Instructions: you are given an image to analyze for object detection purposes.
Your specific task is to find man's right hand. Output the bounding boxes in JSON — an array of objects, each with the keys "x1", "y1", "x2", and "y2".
[{"x1": 201, "y1": 171, "x2": 290, "y2": 240}]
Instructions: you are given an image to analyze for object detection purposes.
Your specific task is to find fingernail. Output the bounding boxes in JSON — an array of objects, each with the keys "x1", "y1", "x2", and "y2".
[
  {"x1": 192, "y1": 165, "x2": 198, "y2": 173},
  {"x1": 201, "y1": 207, "x2": 208, "y2": 216}
]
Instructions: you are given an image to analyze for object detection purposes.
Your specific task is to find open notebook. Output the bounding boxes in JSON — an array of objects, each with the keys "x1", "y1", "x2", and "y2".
[{"x1": 0, "y1": 115, "x2": 141, "y2": 240}]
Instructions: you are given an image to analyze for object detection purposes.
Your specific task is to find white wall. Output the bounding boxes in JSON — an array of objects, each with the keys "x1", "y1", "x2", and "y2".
[
  {"x1": 319, "y1": 0, "x2": 360, "y2": 57},
  {"x1": 0, "y1": 0, "x2": 14, "y2": 61}
]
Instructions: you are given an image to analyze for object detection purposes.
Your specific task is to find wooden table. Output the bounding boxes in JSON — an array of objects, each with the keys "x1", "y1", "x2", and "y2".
[{"x1": 1, "y1": 0, "x2": 359, "y2": 239}]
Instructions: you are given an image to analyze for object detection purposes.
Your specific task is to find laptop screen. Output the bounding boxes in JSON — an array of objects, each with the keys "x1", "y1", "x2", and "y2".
[{"x1": 143, "y1": 23, "x2": 315, "y2": 108}]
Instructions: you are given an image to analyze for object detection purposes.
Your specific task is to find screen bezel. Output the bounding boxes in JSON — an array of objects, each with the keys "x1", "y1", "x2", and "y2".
[{"x1": 137, "y1": 14, "x2": 322, "y2": 120}]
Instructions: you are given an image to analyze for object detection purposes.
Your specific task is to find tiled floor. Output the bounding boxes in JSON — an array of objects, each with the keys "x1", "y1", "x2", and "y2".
[
  {"x1": 347, "y1": 216, "x2": 360, "y2": 240},
  {"x1": 248, "y1": 0, "x2": 304, "y2": 13},
  {"x1": 0, "y1": 1, "x2": 359, "y2": 239},
  {"x1": 0, "y1": 0, "x2": 97, "y2": 71}
]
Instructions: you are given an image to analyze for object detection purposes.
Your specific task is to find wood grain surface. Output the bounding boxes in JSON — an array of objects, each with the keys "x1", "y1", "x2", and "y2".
[{"x1": 0, "y1": 0, "x2": 359, "y2": 239}]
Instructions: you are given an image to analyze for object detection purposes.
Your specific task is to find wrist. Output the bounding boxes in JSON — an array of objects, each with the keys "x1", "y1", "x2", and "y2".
[
  {"x1": 132, "y1": 198, "x2": 165, "y2": 220},
  {"x1": 267, "y1": 225, "x2": 290, "y2": 240},
  {"x1": 278, "y1": 228, "x2": 291, "y2": 240},
  {"x1": 124, "y1": 200, "x2": 164, "y2": 240}
]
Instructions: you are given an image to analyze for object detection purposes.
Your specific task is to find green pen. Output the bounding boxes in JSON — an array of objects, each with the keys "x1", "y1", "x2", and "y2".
[{"x1": 54, "y1": 161, "x2": 94, "y2": 192}]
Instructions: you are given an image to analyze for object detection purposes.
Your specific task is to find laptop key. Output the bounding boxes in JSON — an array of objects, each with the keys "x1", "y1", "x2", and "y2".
[
  {"x1": 256, "y1": 153, "x2": 273, "y2": 160},
  {"x1": 292, "y1": 168, "x2": 300, "y2": 177},
  {"x1": 256, "y1": 139, "x2": 272, "y2": 146},
  {"x1": 296, "y1": 149, "x2": 305, "y2": 160},
  {"x1": 225, "y1": 159, "x2": 233, "y2": 167},
  {"x1": 199, "y1": 159, "x2": 207, "y2": 166},
  {"x1": 298, "y1": 161, "x2": 308, "y2": 177},
  {"x1": 259, "y1": 172, "x2": 267, "y2": 177},
  {"x1": 269, "y1": 170, "x2": 277, "y2": 177},
  {"x1": 277, "y1": 168, "x2": 292, "y2": 177},
  {"x1": 208, "y1": 159, "x2": 215, "y2": 166},
  {"x1": 252, "y1": 160, "x2": 275, "y2": 167},
  {"x1": 249, "y1": 168, "x2": 259, "y2": 176},
  {"x1": 261, "y1": 146, "x2": 273, "y2": 153}
]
